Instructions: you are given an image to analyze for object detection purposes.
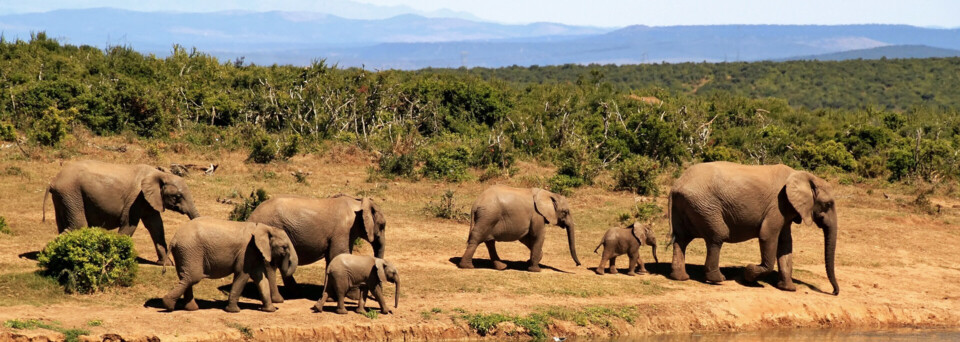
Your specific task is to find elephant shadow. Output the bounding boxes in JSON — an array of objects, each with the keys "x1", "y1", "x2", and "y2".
[
  {"x1": 587, "y1": 262, "x2": 666, "y2": 276},
  {"x1": 143, "y1": 298, "x2": 261, "y2": 312},
  {"x1": 18, "y1": 251, "x2": 39, "y2": 261},
  {"x1": 216, "y1": 283, "x2": 327, "y2": 302},
  {"x1": 645, "y1": 262, "x2": 830, "y2": 293},
  {"x1": 447, "y1": 257, "x2": 570, "y2": 273}
]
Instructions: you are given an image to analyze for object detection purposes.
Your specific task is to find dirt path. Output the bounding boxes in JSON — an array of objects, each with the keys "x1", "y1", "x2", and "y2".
[{"x1": 1, "y1": 142, "x2": 959, "y2": 341}]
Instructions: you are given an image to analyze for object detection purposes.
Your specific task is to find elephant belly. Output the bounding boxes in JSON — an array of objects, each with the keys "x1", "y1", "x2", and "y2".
[{"x1": 82, "y1": 201, "x2": 123, "y2": 229}]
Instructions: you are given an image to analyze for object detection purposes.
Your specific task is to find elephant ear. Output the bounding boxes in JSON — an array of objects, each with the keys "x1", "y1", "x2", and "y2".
[
  {"x1": 533, "y1": 189, "x2": 558, "y2": 224},
  {"x1": 631, "y1": 223, "x2": 645, "y2": 245},
  {"x1": 786, "y1": 172, "x2": 815, "y2": 226},
  {"x1": 140, "y1": 172, "x2": 165, "y2": 213},
  {"x1": 252, "y1": 224, "x2": 273, "y2": 263},
  {"x1": 374, "y1": 258, "x2": 387, "y2": 283},
  {"x1": 361, "y1": 197, "x2": 377, "y2": 242}
]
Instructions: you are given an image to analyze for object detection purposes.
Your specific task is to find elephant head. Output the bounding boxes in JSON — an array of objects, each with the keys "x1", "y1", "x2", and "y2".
[
  {"x1": 141, "y1": 170, "x2": 200, "y2": 219},
  {"x1": 786, "y1": 172, "x2": 839, "y2": 295},
  {"x1": 355, "y1": 197, "x2": 387, "y2": 258},
  {"x1": 628, "y1": 222, "x2": 659, "y2": 264},
  {"x1": 253, "y1": 224, "x2": 298, "y2": 277},
  {"x1": 534, "y1": 189, "x2": 581, "y2": 266},
  {"x1": 375, "y1": 258, "x2": 400, "y2": 308}
]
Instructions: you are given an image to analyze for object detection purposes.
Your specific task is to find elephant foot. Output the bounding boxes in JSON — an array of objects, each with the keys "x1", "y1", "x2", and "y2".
[
  {"x1": 492, "y1": 260, "x2": 508, "y2": 271},
  {"x1": 626, "y1": 272, "x2": 637, "y2": 276},
  {"x1": 336, "y1": 308, "x2": 349, "y2": 315},
  {"x1": 527, "y1": 265, "x2": 542, "y2": 272},
  {"x1": 457, "y1": 261, "x2": 474, "y2": 269},
  {"x1": 381, "y1": 308, "x2": 393, "y2": 315},
  {"x1": 669, "y1": 270, "x2": 690, "y2": 281},
  {"x1": 705, "y1": 270, "x2": 726, "y2": 284},
  {"x1": 312, "y1": 304, "x2": 324, "y2": 313},
  {"x1": 355, "y1": 307, "x2": 367, "y2": 314},
  {"x1": 637, "y1": 269, "x2": 649, "y2": 275},
  {"x1": 184, "y1": 300, "x2": 199, "y2": 311},
  {"x1": 272, "y1": 294, "x2": 284, "y2": 303},
  {"x1": 261, "y1": 305, "x2": 277, "y2": 313},
  {"x1": 161, "y1": 297, "x2": 177, "y2": 311},
  {"x1": 224, "y1": 303, "x2": 241, "y2": 313},
  {"x1": 777, "y1": 281, "x2": 797, "y2": 292},
  {"x1": 743, "y1": 264, "x2": 767, "y2": 282},
  {"x1": 594, "y1": 268, "x2": 604, "y2": 275}
]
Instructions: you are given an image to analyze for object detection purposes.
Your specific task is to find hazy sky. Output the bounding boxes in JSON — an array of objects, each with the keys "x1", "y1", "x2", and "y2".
[{"x1": 3, "y1": 0, "x2": 958, "y2": 28}]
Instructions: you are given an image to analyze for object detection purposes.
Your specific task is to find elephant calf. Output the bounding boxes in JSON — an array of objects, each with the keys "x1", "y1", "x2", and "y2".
[
  {"x1": 593, "y1": 222, "x2": 659, "y2": 276},
  {"x1": 162, "y1": 217, "x2": 297, "y2": 313},
  {"x1": 313, "y1": 254, "x2": 399, "y2": 315}
]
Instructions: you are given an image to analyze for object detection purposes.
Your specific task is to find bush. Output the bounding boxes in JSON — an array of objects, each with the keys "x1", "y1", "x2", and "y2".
[
  {"x1": 0, "y1": 122, "x2": 16, "y2": 141},
  {"x1": 280, "y1": 135, "x2": 301, "y2": 160},
  {"x1": 376, "y1": 152, "x2": 417, "y2": 179},
  {"x1": 37, "y1": 227, "x2": 138, "y2": 294},
  {"x1": 32, "y1": 106, "x2": 74, "y2": 146},
  {"x1": 248, "y1": 133, "x2": 278, "y2": 164},
  {"x1": 613, "y1": 155, "x2": 661, "y2": 196},
  {"x1": 886, "y1": 147, "x2": 915, "y2": 181},
  {"x1": 548, "y1": 174, "x2": 586, "y2": 196},
  {"x1": 857, "y1": 154, "x2": 886, "y2": 178},
  {"x1": 0, "y1": 216, "x2": 10, "y2": 234},
  {"x1": 420, "y1": 146, "x2": 471, "y2": 182},
  {"x1": 424, "y1": 190, "x2": 470, "y2": 222},
  {"x1": 796, "y1": 140, "x2": 858, "y2": 172},
  {"x1": 702, "y1": 145, "x2": 742, "y2": 163},
  {"x1": 229, "y1": 188, "x2": 269, "y2": 221}
]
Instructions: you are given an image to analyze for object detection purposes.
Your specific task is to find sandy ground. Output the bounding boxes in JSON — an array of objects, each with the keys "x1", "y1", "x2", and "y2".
[{"x1": 1, "y1": 136, "x2": 959, "y2": 341}]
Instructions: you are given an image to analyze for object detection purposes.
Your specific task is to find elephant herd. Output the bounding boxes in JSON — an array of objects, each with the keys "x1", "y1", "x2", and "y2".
[{"x1": 41, "y1": 159, "x2": 839, "y2": 314}]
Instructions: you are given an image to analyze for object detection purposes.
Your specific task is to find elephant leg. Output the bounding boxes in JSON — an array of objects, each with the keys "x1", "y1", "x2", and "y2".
[
  {"x1": 704, "y1": 241, "x2": 726, "y2": 283},
  {"x1": 745, "y1": 222, "x2": 781, "y2": 282},
  {"x1": 630, "y1": 249, "x2": 643, "y2": 275},
  {"x1": 265, "y1": 265, "x2": 284, "y2": 303},
  {"x1": 670, "y1": 236, "x2": 692, "y2": 281},
  {"x1": 596, "y1": 249, "x2": 608, "y2": 275},
  {"x1": 313, "y1": 289, "x2": 330, "y2": 313},
  {"x1": 183, "y1": 285, "x2": 198, "y2": 311},
  {"x1": 162, "y1": 277, "x2": 196, "y2": 311},
  {"x1": 458, "y1": 241, "x2": 481, "y2": 269},
  {"x1": 776, "y1": 224, "x2": 797, "y2": 291},
  {"x1": 608, "y1": 256, "x2": 618, "y2": 275},
  {"x1": 525, "y1": 234, "x2": 545, "y2": 272},
  {"x1": 225, "y1": 272, "x2": 250, "y2": 313},
  {"x1": 336, "y1": 290, "x2": 349, "y2": 314},
  {"x1": 356, "y1": 288, "x2": 368, "y2": 314},
  {"x1": 141, "y1": 214, "x2": 172, "y2": 266},
  {"x1": 485, "y1": 241, "x2": 507, "y2": 270},
  {"x1": 251, "y1": 270, "x2": 276, "y2": 312},
  {"x1": 372, "y1": 284, "x2": 392, "y2": 314}
]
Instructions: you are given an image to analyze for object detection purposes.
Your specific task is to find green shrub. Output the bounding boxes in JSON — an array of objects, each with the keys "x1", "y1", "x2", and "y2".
[
  {"x1": 248, "y1": 132, "x2": 277, "y2": 164},
  {"x1": 886, "y1": 147, "x2": 915, "y2": 181},
  {"x1": 624, "y1": 201, "x2": 663, "y2": 223},
  {"x1": 4, "y1": 319, "x2": 90, "y2": 342},
  {"x1": 548, "y1": 174, "x2": 586, "y2": 196},
  {"x1": 613, "y1": 155, "x2": 661, "y2": 196},
  {"x1": 280, "y1": 135, "x2": 301, "y2": 160},
  {"x1": 0, "y1": 216, "x2": 10, "y2": 235},
  {"x1": 857, "y1": 154, "x2": 886, "y2": 179},
  {"x1": 796, "y1": 140, "x2": 858, "y2": 172},
  {"x1": 701, "y1": 145, "x2": 742, "y2": 163},
  {"x1": 229, "y1": 188, "x2": 269, "y2": 221},
  {"x1": 0, "y1": 122, "x2": 16, "y2": 141},
  {"x1": 37, "y1": 227, "x2": 138, "y2": 294},
  {"x1": 32, "y1": 106, "x2": 74, "y2": 146},
  {"x1": 424, "y1": 190, "x2": 470, "y2": 222},
  {"x1": 376, "y1": 152, "x2": 417, "y2": 179},
  {"x1": 420, "y1": 146, "x2": 471, "y2": 182}
]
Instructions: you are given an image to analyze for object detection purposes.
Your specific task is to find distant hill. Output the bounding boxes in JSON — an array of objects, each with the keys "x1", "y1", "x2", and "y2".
[
  {"x1": 1, "y1": 8, "x2": 959, "y2": 68},
  {"x1": 782, "y1": 45, "x2": 960, "y2": 61}
]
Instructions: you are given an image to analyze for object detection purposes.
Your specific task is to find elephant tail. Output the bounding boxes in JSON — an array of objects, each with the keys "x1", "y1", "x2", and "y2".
[
  {"x1": 594, "y1": 240, "x2": 603, "y2": 254},
  {"x1": 42, "y1": 185, "x2": 51, "y2": 222},
  {"x1": 665, "y1": 192, "x2": 675, "y2": 250}
]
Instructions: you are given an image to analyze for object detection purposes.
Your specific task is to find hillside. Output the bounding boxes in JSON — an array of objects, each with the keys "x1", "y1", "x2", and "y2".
[{"x1": 783, "y1": 45, "x2": 960, "y2": 61}]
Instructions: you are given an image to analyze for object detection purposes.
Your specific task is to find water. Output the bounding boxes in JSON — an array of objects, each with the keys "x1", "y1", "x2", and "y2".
[{"x1": 583, "y1": 329, "x2": 960, "y2": 341}]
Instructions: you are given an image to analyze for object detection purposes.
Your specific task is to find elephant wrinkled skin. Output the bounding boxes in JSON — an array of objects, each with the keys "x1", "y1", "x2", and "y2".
[
  {"x1": 458, "y1": 185, "x2": 581, "y2": 272},
  {"x1": 313, "y1": 254, "x2": 399, "y2": 315},
  {"x1": 594, "y1": 222, "x2": 659, "y2": 276},
  {"x1": 247, "y1": 194, "x2": 386, "y2": 302},
  {"x1": 43, "y1": 160, "x2": 200, "y2": 265},
  {"x1": 162, "y1": 217, "x2": 297, "y2": 312},
  {"x1": 668, "y1": 162, "x2": 839, "y2": 295}
]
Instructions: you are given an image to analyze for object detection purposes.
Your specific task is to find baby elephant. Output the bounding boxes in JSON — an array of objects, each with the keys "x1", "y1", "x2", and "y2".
[
  {"x1": 594, "y1": 222, "x2": 659, "y2": 276},
  {"x1": 162, "y1": 217, "x2": 298, "y2": 312},
  {"x1": 313, "y1": 254, "x2": 399, "y2": 315}
]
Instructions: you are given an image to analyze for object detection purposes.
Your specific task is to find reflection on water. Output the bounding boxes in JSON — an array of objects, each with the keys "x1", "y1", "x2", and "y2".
[{"x1": 584, "y1": 329, "x2": 960, "y2": 342}]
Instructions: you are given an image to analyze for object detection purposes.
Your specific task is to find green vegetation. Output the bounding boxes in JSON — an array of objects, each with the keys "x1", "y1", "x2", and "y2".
[
  {"x1": 462, "y1": 305, "x2": 640, "y2": 338},
  {"x1": 227, "y1": 322, "x2": 254, "y2": 339},
  {"x1": 36, "y1": 227, "x2": 138, "y2": 294},
  {"x1": 86, "y1": 320, "x2": 102, "y2": 327},
  {"x1": 1, "y1": 35, "x2": 958, "y2": 190},
  {"x1": 4, "y1": 319, "x2": 90, "y2": 342},
  {"x1": 424, "y1": 190, "x2": 470, "y2": 221},
  {"x1": 0, "y1": 216, "x2": 10, "y2": 235},
  {"x1": 363, "y1": 310, "x2": 379, "y2": 319},
  {"x1": 228, "y1": 188, "x2": 269, "y2": 221}
]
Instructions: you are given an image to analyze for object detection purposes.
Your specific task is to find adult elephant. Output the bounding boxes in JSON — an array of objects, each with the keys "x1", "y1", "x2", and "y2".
[
  {"x1": 669, "y1": 162, "x2": 839, "y2": 295},
  {"x1": 246, "y1": 194, "x2": 386, "y2": 302},
  {"x1": 458, "y1": 185, "x2": 581, "y2": 272},
  {"x1": 43, "y1": 160, "x2": 200, "y2": 265}
]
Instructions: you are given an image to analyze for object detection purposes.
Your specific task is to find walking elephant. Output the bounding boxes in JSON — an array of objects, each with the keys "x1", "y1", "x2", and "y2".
[
  {"x1": 593, "y1": 222, "x2": 659, "y2": 276},
  {"x1": 313, "y1": 254, "x2": 399, "y2": 315},
  {"x1": 458, "y1": 185, "x2": 581, "y2": 272},
  {"x1": 669, "y1": 162, "x2": 839, "y2": 295},
  {"x1": 162, "y1": 217, "x2": 298, "y2": 312},
  {"x1": 246, "y1": 194, "x2": 386, "y2": 302},
  {"x1": 43, "y1": 160, "x2": 200, "y2": 265}
]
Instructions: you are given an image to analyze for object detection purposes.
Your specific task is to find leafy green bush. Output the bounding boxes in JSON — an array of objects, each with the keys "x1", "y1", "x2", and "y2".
[
  {"x1": 37, "y1": 227, "x2": 138, "y2": 294},
  {"x1": 420, "y1": 146, "x2": 472, "y2": 182},
  {"x1": 248, "y1": 132, "x2": 278, "y2": 164},
  {"x1": 424, "y1": 190, "x2": 470, "y2": 222},
  {"x1": 32, "y1": 106, "x2": 74, "y2": 146},
  {"x1": 0, "y1": 122, "x2": 16, "y2": 141},
  {"x1": 886, "y1": 147, "x2": 915, "y2": 181},
  {"x1": 0, "y1": 216, "x2": 10, "y2": 234},
  {"x1": 229, "y1": 188, "x2": 269, "y2": 221},
  {"x1": 549, "y1": 144, "x2": 602, "y2": 194},
  {"x1": 613, "y1": 155, "x2": 661, "y2": 196},
  {"x1": 796, "y1": 140, "x2": 858, "y2": 172},
  {"x1": 548, "y1": 174, "x2": 585, "y2": 196},
  {"x1": 702, "y1": 145, "x2": 742, "y2": 163},
  {"x1": 375, "y1": 152, "x2": 417, "y2": 179},
  {"x1": 857, "y1": 154, "x2": 886, "y2": 179},
  {"x1": 280, "y1": 135, "x2": 301, "y2": 160}
]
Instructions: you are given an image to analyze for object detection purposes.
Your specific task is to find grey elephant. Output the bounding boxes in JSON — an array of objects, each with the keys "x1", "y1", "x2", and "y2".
[
  {"x1": 162, "y1": 217, "x2": 297, "y2": 312},
  {"x1": 313, "y1": 254, "x2": 399, "y2": 315},
  {"x1": 458, "y1": 185, "x2": 581, "y2": 272},
  {"x1": 593, "y1": 222, "x2": 659, "y2": 276},
  {"x1": 247, "y1": 194, "x2": 386, "y2": 302},
  {"x1": 669, "y1": 162, "x2": 839, "y2": 295},
  {"x1": 43, "y1": 160, "x2": 200, "y2": 265}
]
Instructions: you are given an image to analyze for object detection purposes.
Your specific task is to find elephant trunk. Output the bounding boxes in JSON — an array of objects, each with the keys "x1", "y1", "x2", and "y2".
[
  {"x1": 282, "y1": 249, "x2": 298, "y2": 278},
  {"x1": 651, "y1": 243, "x2": 659, "y2": 265},
  {"x1": 186, "y1": 205, "x2": 200, "y2": 220},
  {"x1": 824, "y1": 222, "x2": 839, "y2": 295},
  {"x1": 565, "y1": 223, "x2": 581, "y2": 266},
  {"x1": 393, "y1": 276, "x2": 400, "y2": 308},
  {"x1": 372, "y1": 237, "x2": 385, "y2": 259}
]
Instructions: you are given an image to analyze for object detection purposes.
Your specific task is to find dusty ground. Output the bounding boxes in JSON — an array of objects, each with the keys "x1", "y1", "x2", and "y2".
[{"x1": 1, "y1": 135, "x2": 959, "y2": 341}]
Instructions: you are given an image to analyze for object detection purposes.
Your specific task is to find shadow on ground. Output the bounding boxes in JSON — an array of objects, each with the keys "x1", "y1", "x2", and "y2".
[{"x1": 448, "y1": 257, "x2": 571, "y2": 273}]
